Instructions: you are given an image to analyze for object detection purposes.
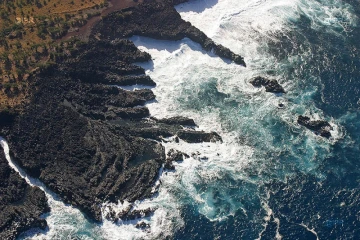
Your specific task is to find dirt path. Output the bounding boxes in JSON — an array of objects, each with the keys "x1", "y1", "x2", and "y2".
[{"x1": 61, "y1": 0, "x2": 142, "y2": 41}]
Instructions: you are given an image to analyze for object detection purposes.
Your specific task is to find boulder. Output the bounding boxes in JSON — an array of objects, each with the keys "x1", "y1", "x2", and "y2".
[
  {"x1": 167, "y1": 149, "x2": 185, "y2": 162},
  {"x1": 156, "y1": 116, "x2": 196, "y2": 126},
  {"x1": 297, "y1": 115, "x2": 332, "y2": 138},
  {"x1": 136, "y1": 221, "x2": 150, "y2": 229},
  {"x1": 164, "y1": 149, "x2": 187, "y2": 170},
  {"x1": 250, "y1": 76, "x2": 285, "y2": 93},
  {"x1": 177, "y1": 130, "x2": 222, "y2": 143},
  {"x1": 118, "y1": 208, "x2": 155, "y2": 221}
]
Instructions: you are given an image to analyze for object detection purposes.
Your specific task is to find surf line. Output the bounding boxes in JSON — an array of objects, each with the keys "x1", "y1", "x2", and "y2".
[{"x1": 0, "y1": 137, "x2": 62, "y2": 199}]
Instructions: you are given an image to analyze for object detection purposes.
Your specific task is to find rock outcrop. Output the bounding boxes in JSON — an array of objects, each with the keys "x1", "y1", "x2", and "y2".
[
  {"x1": 119, "y1": 207, "x2": 155, "y2": 221},
  {"x1": 250, "y1": 76, "x2": 285, "y2": 93},
  {"x1": 164, "y1": 149, "x2": 187, "y2": 170},
  {"x1": 297, "y1": 115, "x2": 332, "y2": 138},
  {"x1": 154, "y1": 116, "x2": 197, "y2": 126},
  {"x1": 3, "y1": 0, "x2": 240, "y2": 225},
  {"x1": 0, "y1": 150, "x2": 49, "y2": 240},
  {"x1": 136, "y1": 221, "x2": 150, "y2": 230},
  {"x1": 177, "y1": 130, "x2": 223, "y2": 143},
  {"x1": 92, "y1": 0, "x2": 246, "y2": 66},
  {"x1": 106, "y1": 204, "x2": 155, "y2": 222}
]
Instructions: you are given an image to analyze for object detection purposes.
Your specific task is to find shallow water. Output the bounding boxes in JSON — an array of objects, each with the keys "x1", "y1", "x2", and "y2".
[{"x1": 13, "y1": 0, "x2": 360, "y2": 239}]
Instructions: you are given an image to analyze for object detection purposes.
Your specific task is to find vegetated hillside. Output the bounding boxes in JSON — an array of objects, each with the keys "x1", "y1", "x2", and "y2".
[{"x1": 0, "y1": 0, "x2": 110, "y2": 110}]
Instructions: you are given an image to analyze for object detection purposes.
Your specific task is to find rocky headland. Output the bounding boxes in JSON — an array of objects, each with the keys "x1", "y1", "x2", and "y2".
[
  {"x1": 92, "y1": 0, "x2": 246, "y2": 66},
  {"x1": 0, "y1": 0, "x2": 246, "y2": 237},
  {"x1": 0, "y1": 146, "x2": 49, "y2": 240}
]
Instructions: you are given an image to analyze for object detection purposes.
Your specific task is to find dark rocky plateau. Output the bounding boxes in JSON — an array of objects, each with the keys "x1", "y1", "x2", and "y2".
[
  {"x1": 0, "y1": 150, "x2": 49, "y2": 240},
  {"x1": 177, "y1": 130, "x2": 223, "y2": 143},
  {"x1": 93, "y1": 0, "x2": 246, "y2": 66},
  {"x1": 250, "y1": 76, "x2": 285, "y2": 93},
  {"x1": 297, "y1": 115, "x2": 333, "y2": 138},
  {"x1": 0, "y1": 0, "x2": 246, "y2": 234},
  {"x1": 152, "y1": 116, "x2": 197, "y2": 127}
]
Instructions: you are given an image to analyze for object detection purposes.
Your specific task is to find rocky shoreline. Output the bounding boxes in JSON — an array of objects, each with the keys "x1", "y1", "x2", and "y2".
[
  {"x1": 92, "y1": 0, "x2": 246, "y2": 66},
  {"x1": 0, "y1": 0, "x2": 335, "y2": 238},
  {"x1": 0, "y1": 0, "x2": 246, "y2": 238},
  {"x1": 0, "y1": 144, "x2": 49, "y2": 240}
]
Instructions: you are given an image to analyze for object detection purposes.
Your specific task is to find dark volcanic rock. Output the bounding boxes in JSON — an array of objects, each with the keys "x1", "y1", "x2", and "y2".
[
  {"x1": 177, "y1": 130, "x2": 223, "y2": 143},
  {"x1": 0, "y1": 109, "x2": 17, "y2": 129},
  {"x1": 122, "y1": 208, "x2": 155, "y2": 221},
  {"x1": 68, "y1": 39, "x2": 153, "y2": 86},
  {"x1": 2, "y1": 0, "x2": 229, "y2": 229},
  {"x1": 297, "y1": 115, "x2": 333, "y2": 138},
  {"x1": 155, "y1": 116, "x2": 197, "y2": 126},
  {"x1": 167, "y1": 149, "x2": 185, "y2": 162},
  {"x1": 0, "y1": 150, "x2": 49, "y2": 240},
  {"x1": 116, "y1": 204, "x2": 155, "y2": 221},
  {"x1": 164, "y1": 159, "x2": 175, "y2": 170},
  {"x1": 6, "y1": 40, "x2": 170, "y2": 221},
  {"x1": 164, "y1": 149, "x2": 186, "y2": 170},
  {"x1": 250, "y1": 76, "x2": 285, "y2": 93},
  {"x1": 136, "y1": 221, "x2": 150, "y2": 229},
  {"x1": 93, "y1": 1, "x2": 246, "y2": 66},
  {"x1": 6, "y1": 29, "x2": 222, "y2": 223}
]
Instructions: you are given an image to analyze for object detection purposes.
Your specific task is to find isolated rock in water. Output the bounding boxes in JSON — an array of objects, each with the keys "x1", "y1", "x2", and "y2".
[
  {"x1": 136, "y1": 221, "x2": 150, "y2": 229},
  {"x1": 250, "y1": 76, "x2": 268, "y2": 87},
  {"x1": 167, "y1": 149, "x2": 185, "y2": 162},
  {"x1": 250, "y1": 76, "x2": 285, "y2": 93},
  {"x1": 164, "y1": 149, "x2": 187, "y2": 170},
  {"x1": 177, "y1": 130, "x2": 223, "y2": 143},
  {"x1": 297, "y1": 115, "x2": 333, "y2": 138},
  {"x1": 156, "y1": 116, "x2": 197, "y2": 126},
  {"x1": 0, "y1": 151, "x2": 49, "y2": 240}
]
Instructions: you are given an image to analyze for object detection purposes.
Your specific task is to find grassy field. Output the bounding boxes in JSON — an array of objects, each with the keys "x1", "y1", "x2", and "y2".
[{"x1": 0, "y1": 0, "x2": 110, "y2": 110}]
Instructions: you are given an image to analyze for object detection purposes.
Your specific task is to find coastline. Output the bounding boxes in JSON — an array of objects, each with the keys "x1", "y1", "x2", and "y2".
[
  {"x1": 0, "y1": 0, "x2": 246, "y2": 238},
  {"x1": 0, "y1": 0, "x2": 344, "y2": 238}
]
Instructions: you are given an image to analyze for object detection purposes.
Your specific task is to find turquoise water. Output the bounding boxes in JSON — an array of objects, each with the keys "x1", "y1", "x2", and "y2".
[{"x1": 12, "y1": 0, "x2": 360, "y2": 239}]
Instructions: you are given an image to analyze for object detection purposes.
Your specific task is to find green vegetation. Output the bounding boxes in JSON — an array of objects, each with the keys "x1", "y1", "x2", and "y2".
[{"x1": 0, "y1": 0, "x2": 108, "y2": 108}]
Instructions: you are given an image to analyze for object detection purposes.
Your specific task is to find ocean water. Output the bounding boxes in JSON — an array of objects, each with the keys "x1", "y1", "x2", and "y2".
[{"x1": 5, "y1": 0, "x2": 360, "y2": 239}]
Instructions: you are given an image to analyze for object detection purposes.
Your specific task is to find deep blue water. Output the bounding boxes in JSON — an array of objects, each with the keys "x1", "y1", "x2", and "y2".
[
  {"x1": 12, "y1": 1, "x2": 360, "y2": 239},
  {"x1": 172, "y1": 1, "x2": 360, "y2": 239}
]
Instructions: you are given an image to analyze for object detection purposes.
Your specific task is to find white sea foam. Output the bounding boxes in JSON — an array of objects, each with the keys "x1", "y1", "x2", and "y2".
[
  {"x1": 125, "y1": 0, "x2": 354, "y2": 234},
  {"x1": 115, "y1": 84, "x2": 154, "y2": 91},
  {"x1": 0, "y1": 138, "x2": 104, "y2": 240},
  {"x1": 3, "y1": 0, "x2": 356, "y2": 239}
]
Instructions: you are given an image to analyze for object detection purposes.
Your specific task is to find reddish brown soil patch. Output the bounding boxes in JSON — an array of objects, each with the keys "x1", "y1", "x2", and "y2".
[{"x1": 62, "y1": 0, "x2": 142, "y2": 41}]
